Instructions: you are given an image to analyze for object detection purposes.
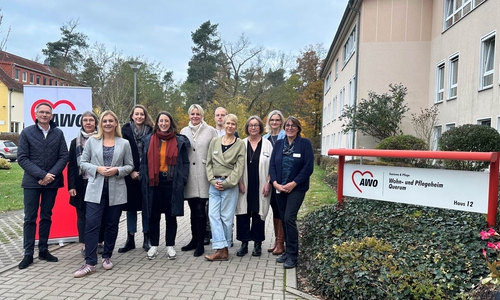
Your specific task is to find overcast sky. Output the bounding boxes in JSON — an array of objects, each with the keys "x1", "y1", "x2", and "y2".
[{"x1": 1, "y1": 0, "x2": 346, "y2": 81}]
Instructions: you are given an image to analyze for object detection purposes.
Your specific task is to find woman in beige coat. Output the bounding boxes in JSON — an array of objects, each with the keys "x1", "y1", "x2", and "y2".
[{"x1": 235, "y1": 116, "x2": 272, "y2": 257}]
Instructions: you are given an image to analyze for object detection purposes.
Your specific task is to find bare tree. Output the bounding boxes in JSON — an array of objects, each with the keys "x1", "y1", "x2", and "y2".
[
  {"x1": 411, "y1": 105, "x2": 439, "y2": 149},
  {"x1": 0, "y1": 9, "x2": 11, "y2": 52}
]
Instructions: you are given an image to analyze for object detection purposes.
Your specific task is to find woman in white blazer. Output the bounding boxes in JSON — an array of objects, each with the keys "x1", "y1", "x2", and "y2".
[
  {"x1": 74, "y1": 110, "x2": 133, "y2": 278},
  {"x1": 235, "y1": 116, "x2": 272, "y2": 257}
]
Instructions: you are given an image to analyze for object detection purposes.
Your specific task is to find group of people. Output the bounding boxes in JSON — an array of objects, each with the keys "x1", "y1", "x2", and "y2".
[{"x1": 16, "y1": 102, "x2": 314, "y2": 278}]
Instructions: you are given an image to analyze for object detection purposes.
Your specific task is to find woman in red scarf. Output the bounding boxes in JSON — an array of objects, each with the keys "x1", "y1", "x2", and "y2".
[{"x1": 140, "y1": 111, "x2": 190, "y2": 260}]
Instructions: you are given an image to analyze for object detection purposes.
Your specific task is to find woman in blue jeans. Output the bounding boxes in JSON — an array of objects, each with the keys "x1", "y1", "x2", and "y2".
[
  {"x1": 269, "y1": 116, "x2": 314, "y2": 269},
  {"x1": 205, "y1": 114, "x2": 245, "y2": 261}
]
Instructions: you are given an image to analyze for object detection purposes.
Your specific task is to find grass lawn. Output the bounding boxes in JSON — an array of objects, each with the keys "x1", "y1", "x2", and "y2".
[
  {"x1": 298, "y1": 164, "x2": 337, "y2": 220},
  {"x1": 0, "y1": 163, "x2": 24, "y2": 212}
]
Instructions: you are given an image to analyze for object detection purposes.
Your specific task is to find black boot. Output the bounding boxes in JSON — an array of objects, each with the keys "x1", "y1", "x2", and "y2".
[
  {"x1": 204, "y1": 230, "x2": 211, "y2": 245},
  {"x1": 194, "y1": 216, "x2": 206, "y2": 257},
  {"x1": 142, "y1": 232, "x2": 151, "y2": 252},
  {"x1": 118, "y1": 232, "x2": 136, "y2": 253},
  {"x1": 237, "y1": 242, "x2": 249, "y2": 257},
  {"x1": 252, "y1": 241, "x2": 262, "y2": 256}
]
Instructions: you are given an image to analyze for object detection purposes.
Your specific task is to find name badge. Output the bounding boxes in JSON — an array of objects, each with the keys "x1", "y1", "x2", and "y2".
[
  {"x1": 213, "y1": 151, "x2": 219, "y2": 155},
  {"x1": 293, "y1": 153, "x2": 301, "y2": 158},
  {"x1": 263, "y1": 152, "x2": 270, "y2": 157}
]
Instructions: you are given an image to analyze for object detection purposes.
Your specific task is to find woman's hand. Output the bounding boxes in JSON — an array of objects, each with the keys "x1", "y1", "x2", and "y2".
[
  {"x1": 98, "y1": 166, "x2": 118, "y2": 177},
  {"x1": 262, "y1": 182, "x2": 270, "y2": 197},
  {"x1": 69, "y1": 189, "x2": 77, "y2": 197},
  {"x1": 130, "y1": 171, "x2": 139, "y2": 180},
  {"x1": 281, "y1": 181, "x2": 297, "y2": 193},
  {"x1": 239, "y1": 181, "x2": 246, "y2": 194},
  {"x1": 214, "y1": 180, "x2": 224, "y2": 191}
]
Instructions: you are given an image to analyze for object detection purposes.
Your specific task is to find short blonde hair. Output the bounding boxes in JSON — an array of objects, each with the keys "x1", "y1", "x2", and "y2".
[
  {"x1": 188, "y1": 104, "x2": 205, "y2": 119},
  {"x1": 223, "y1": 114, "x2": 238, "y2": 128}
]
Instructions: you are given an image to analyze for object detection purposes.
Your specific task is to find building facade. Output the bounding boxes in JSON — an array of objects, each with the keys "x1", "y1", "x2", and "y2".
[
  {"x1": 320, "y1": 0, "x2": 496, "y2": 155},
  {"x1": 0, "y1": 51, "x2": 78, "y2": 133}
]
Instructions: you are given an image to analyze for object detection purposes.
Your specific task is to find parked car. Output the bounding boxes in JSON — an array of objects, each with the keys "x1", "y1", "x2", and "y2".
[{"x1": 0, "y1": 140, "x2": 17, "y2": 161}]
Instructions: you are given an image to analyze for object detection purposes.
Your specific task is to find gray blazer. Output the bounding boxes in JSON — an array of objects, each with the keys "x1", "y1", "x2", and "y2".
[{"x1": 80, "y1": 136, "x2": 134, "y2": 206}]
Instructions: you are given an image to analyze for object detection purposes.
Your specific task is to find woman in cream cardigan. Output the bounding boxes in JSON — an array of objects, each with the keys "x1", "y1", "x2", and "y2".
[
  {"x1": 180, "y1": 104, "x2": 217, "y2": 257},
  {"x1": 205, "y1": 114, "x2": 245, "y2": 261},
  {"x1": 235, "y1": 116, "x2": 272, "y2": 257}
]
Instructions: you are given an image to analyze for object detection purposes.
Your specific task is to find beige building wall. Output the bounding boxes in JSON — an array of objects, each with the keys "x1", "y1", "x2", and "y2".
[{"x1": 322, "y1": 0, "x2": 498, "y2": 155}]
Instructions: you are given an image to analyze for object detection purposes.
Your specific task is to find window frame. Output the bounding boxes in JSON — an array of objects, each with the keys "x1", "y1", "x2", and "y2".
[
  {"x1": 436, "y1": 62, "x2": 445, "y2": 103},
  {"x1": 448, "y1": 53, "x2": 459, "y2": 100},
  {"x1": 480, "y1": 32, "x2": 495, "y2": 90},
  {"x1": 343, "y1": 26, "x2": 356, "y2": 65}
]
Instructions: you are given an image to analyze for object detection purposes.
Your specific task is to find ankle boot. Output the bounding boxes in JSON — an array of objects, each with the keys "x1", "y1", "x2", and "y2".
[
  {"x1": 236, "y1": 242, "x2": 248, "y2": 256},
  {"x1": 194, "y1": 242, "x2": 205, "y2": 257},
  {"x1": 252, "y1": 241, "x2": 262, "y2": 256},
  {"x1": 118, "y1": 232, "x2": 136, "y2": 253},
  {"x1": 143, "y1": 232, "x2": 151, "y2": 252},
  {"x1": 205, "y1": 247, "x2": 228, "y2": 261},
  {"x1": 268, "y1": 218, "x2": 280, "y2": 252},
  {"x1": 182, "y1": 239, "x2": 197, "y2": 251},
  {"x1": 273, "y1": 220, "x2": 285, "y2": 255},
  {"x1": 193, "y1": 217, "x2": 206, "y2": 257}
]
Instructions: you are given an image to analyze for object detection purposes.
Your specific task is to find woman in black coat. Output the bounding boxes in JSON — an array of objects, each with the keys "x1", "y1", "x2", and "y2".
[
  {"x1": 140, "y1": 111, "x2": 190, "y2": 260},
  {"x1": 118, "y1": 105, "x2": 154, "y2": 253},
  {"x1": 68, "y1": 111, "x2": 104, "y2": 256}
]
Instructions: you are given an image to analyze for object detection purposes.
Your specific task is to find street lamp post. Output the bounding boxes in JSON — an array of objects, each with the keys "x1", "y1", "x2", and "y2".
[{"x1": 127, "y1": 61, "x2": 143, "y2": 106}]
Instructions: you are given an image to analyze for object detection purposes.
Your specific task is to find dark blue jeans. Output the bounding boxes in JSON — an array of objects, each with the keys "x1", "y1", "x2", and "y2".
[
  {"x1": 149, "y1": 180, "x2": 176, "y2": 247},
  {"x1": 276, "y1": 190, "x2": 306, "y2": 260},
  {"x1": 84, "y1": 192, "x2": 122, "y2": 265},
  {"x1": 23, "y1": 188, "x2": 58, "y2": 256}
]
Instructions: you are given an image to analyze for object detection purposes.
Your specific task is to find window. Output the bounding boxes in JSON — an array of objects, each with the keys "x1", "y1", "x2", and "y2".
[
  {"x1": 332, "y1": 133, "x2": 335, "y2": 149},
  {"x1": 36, "y1": 75, "x2": 40, "y2": 85},
  {"x1": 445, "y1": 123, "x2": 456, "y2": 131},
  {"x1": 348, "y1": 76, "x2": 356, "y2": 105},
  {"x1": 332, "y1": 96, "x2": 337, "y2": 120},
  {"x1": 337, "y1": 131, "x2": 342, "y2": 148},
  {"x1": 55, "y1": 80, "x2": 58, "y2": 86},
  {"x1": 43, "y1": 77, "x2": 47, "y2": 85},
  {"x1": 10, "y1": 122, "x2": 20, "y2": 133},
  {"x1": 448, "y1": 55, "x2": 459, "y2": 99},
  {"x1": 436, "y1": 63, "x2": 445, "y2": 102},
  {"x1": 324, "y1": 72, "x2": 332, "y2": 94},
  {"x1": 480, "y1": 33, "x2": 495, "y2": 89},
  {"x1": 497, "y1": 116, "x2": 500, "y2": 133},
  {"x1": 432, "y1": 126, "x2": 442, "y2": 150},
  {"x1": 30, "y1": 74, "x2": 34, "y2": 84},
  {"x1": 334, "y1": 58, "x2": 339, "y2": 79},
  {"x1": 343, "y1": 27, "x2": 356, "y2": 64},
  {"x1": 444, "y1": 0, "x2": 483, "y2": 30},
  {"x1": 477, "y1": 118, "x2": 491, "y2": 127},
  {"x1": 22, "y1": 72, "x2": 27, "y2": 82},
  {"x1": 15, "y1": 69, "x2": 20, "y2": 80},
  {"x1": 339, "y1": 87, "x2": 345, "y2": 115},
  {"x1": 50, "y1": 79, "x2": 53, "y2": 85}
]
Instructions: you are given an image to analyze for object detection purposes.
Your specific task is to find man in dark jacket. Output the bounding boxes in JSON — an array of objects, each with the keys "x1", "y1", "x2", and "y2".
[{"x1": 17, "y1": 102, "x2": 69, "y2": 269}]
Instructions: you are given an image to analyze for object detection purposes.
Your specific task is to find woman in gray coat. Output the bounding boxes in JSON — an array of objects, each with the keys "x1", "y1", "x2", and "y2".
[
  {"x1": 74, "y1": 110, "x2": 134, "y2": 278},
  {"x1": 179, "y1": 104, "x2": 217, "y2": 257}
]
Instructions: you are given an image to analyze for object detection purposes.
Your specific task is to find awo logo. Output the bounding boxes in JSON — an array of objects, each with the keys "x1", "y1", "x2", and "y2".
[
  {"x1": 352, "y1": 170, "x2": 378, "y2": 193},
  {"x1": 31, "y1": 99, "x2": 83, "y2": 127}
]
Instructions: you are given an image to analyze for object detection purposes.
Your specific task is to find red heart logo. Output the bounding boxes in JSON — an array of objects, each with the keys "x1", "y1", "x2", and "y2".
[
  {"x1": 31, "y1": 99, "x2": 76, "y2": 122},
  {"x1": 351, "y1": 170, "x2": 374, "y2": 193}
]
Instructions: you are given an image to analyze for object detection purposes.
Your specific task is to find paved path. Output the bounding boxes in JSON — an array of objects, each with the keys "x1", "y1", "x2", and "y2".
[{"x1": 0, "y1": 203, "x2": 314, "y2": 299}]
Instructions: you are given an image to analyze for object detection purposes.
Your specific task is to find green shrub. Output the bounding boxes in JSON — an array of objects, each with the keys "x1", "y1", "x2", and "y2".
[
  {"x1": 438, "y1": 124, "x2": 500, "y2": 171},
  {"x1": 0, "y1": 158, "x2": 11, "y2": 169},
  {"x1": 299, "y1": 198, "x2": 487, "y2": 299},
  {"x1": 376, "y1": 135, "x2": 428, "y2": 166}
]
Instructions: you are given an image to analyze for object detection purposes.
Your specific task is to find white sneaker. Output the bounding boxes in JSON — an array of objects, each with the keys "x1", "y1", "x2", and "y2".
[
  {"x1": 147, "y1": 246, "x2": 158, "y2": 260},
  {"x1": 166, "y1": 246, "x2": 177, "y2": 260}
]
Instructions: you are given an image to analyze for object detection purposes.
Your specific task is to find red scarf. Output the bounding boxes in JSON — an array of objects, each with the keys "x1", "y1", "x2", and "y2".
[{"x1": 147, "y1": 129, "x2": 178, "y2": 186}]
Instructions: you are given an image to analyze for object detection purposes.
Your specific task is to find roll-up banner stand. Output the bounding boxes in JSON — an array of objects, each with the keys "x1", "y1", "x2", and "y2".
[{"x1": 24, "y1": 85, "x2": 92, "y2": 244}]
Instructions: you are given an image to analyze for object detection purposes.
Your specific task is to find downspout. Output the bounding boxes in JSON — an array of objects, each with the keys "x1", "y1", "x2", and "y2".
[
  {"x1": 348, "y1": 0, "x2": 361, "y2": 150},
  {"x1": 8, "y1": 88, "x2": 13, "y2": 133}
]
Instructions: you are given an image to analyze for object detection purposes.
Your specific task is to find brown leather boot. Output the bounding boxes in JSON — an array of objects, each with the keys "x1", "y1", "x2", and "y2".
[
  {"x1": 268, "y1": 218, "x2": 280, "y2": 252},
  {"x1": 205, "y1": 247, "x2": 229, "y2": 261},
  {"x1": 273, "y1": 220, "x2": 285, "y2": 255}
]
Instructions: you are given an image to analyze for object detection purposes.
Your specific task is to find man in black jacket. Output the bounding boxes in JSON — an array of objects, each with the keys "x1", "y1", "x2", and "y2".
[{"x1": 17, "y1": 102, "x2": 69, "y2": 269}]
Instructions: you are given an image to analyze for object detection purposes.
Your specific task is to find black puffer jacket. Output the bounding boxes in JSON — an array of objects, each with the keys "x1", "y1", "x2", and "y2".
[{"x1": 17, "y1": 120, "x2": 69, "y2": 188}]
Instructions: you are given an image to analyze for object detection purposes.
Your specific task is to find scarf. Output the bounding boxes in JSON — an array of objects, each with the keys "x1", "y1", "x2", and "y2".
[
  {"x1": 76, "y1": 129, "x2": 96, "y2": 178},
  {"x1": 188, "y1": 120, "x2": 206, "y2": 143},
  {"x1": 147, "y1": 129, "x2": 178, "y2": 186},
  {"x1": 131, "y1": 121, "x2": 151, "y2": 159}
]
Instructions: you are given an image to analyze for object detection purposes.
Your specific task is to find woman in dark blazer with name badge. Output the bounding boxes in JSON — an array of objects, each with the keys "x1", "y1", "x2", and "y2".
[
  {"x1": 74, "y1": 110, "x2": 134, "y2": 278},
  {"x1": 269, "y1": 116, "x2": 314, "y2": 269}
]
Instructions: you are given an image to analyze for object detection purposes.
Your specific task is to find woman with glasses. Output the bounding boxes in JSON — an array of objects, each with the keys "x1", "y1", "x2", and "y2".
[
  {"x1": 235, "y1": 116, "x2": 272, "y2": 257},
  {"x1": 269, "y1": 117, "x2": 314, "y2": 269},
  {"x1": 205, "y1": 114, "x2": 245, "y2": 261},
  {"x1": 262, "y1": 110, "x2": 286, "y2": 255}
]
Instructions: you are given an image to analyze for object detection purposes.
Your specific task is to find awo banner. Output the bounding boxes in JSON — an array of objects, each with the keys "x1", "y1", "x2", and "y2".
[
  {"x1": 23, "y1": 85, "x2": 92, "y2": 244},
  {"x1": 343, "y1": 164, "x2": 489, "y2": 213}
]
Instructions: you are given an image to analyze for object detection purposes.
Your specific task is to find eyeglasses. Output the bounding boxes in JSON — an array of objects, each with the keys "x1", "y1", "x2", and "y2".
[
  {"x1": 285, "y1": 124, "x2": 297, "y2": 128},
  {"x1": 248, "y1": 124, "x2": 260, "y2": 128}
]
